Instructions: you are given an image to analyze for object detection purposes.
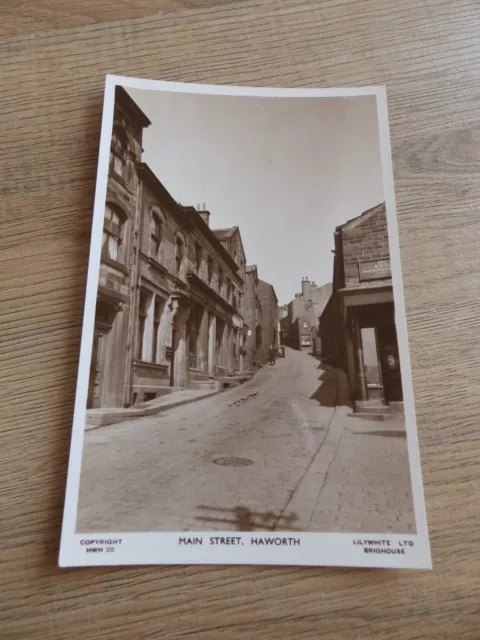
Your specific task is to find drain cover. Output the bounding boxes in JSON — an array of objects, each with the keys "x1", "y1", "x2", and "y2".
[{"x1": 213, "y1": 457, "x2": 254, "y2": 467}]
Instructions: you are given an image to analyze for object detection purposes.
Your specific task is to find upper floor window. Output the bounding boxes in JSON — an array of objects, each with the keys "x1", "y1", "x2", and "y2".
[
  {"x1": 150, "y1": 210, "x2": 164, "y2": 259},
  {"x1": 102, "y1": 204, "x2": 126, "y2": 263},
  {"x1": 218, "y1": 268, "x2": 224, "y2": 295},
  {"x1": 226, "y1": 278, "x2": 232, "y2": 302},
  {"x1": 207, "y1": 255, "x2": 214, "y2": 284},
  {"x1": 175, "y1": 233, "x2": 185, "y2": 275},
  {"x1": 303, "y1": 321, "x2": 309, "y2": 329},
  {"x1": 110, "y1": 127, "x2": 128, "y2": 179},
  {"x1": 195, "y1": 242, "x2": 203, "y2": 274}
]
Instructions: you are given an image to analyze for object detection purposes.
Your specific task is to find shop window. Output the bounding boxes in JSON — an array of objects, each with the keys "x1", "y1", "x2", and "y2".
[
  {"x1": 137, "y1": 290, "x2": 151, "y2": 360},
  {"x1": 152, "y1": 298, "x2": 164, "y2": 364},
  {"x1": 102, "y1": 204, "x2": 126, "y2": 263},
  {"x1": 150, "y1": 210, "x2": 164, "y2": 260}
]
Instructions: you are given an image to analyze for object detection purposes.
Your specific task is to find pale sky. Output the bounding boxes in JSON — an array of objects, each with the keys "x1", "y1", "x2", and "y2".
[{"x1": 127, "y1": 87, "x2": 384, "y2": 305}]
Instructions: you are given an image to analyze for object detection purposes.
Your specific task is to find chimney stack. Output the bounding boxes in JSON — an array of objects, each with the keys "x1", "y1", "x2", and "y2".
[
  {"x1": 301, "y1": 277, "x2": 310, "y2": 298},
  {"x1": 198, "y1": 203, "x2": 210, "y2": 227}
]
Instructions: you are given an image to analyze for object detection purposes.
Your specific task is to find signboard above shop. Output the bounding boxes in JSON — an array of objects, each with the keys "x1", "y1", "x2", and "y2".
[{"x1": 358, "y1": 258, "x2": 391, "y2": 282}]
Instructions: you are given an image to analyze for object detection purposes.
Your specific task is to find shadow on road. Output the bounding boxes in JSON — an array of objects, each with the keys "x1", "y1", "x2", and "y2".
[
  {"x1": 310, "y1": 370, "x2": 338, "y2": 408},
  {"x1": 195, "y1": 505, "x2": 301, "y2": 532},
  {"x1": 310, "y1": 361, "x2": 354, "y2": 409}
]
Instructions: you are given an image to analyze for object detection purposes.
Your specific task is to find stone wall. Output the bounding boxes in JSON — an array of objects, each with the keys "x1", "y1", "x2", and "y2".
[
  {"x1": 258, "y1": 280, "x2": 278, "y2": 363},
  {"x1": 341, "y1": 203, "x2": 391, "y2": 288}
]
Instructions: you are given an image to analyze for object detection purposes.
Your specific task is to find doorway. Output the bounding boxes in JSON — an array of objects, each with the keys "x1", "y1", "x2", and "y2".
[{"x1": 377, "y1": 322, "x2": 403, "y2": 402}]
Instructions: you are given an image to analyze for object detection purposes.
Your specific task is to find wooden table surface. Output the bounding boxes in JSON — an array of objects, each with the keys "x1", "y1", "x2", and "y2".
[{"x1": 1, "y1": 1, "x2": 480, "y2": 638}]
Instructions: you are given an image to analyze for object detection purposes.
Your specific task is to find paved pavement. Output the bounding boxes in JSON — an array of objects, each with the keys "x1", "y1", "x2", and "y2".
[{"x1": 77, "y1": 348, "x2": 415, "y2": 534}]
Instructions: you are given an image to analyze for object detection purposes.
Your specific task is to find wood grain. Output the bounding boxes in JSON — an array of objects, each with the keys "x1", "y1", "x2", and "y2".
[{"x1": 1, "y1": 1, "x2": 480, "y2": 638}]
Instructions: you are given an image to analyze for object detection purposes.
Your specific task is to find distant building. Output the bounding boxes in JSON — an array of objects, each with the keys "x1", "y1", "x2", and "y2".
[
  {"x1": 285, "y1": 278, "x2": 332, "y2": 352},
  {"x1": 319, "y1": 203, "x2": 403, "y2": 413},
  {"x1": 243, "y1": 265, "x2": 263, "y2": 370},
  {"x1": 258, "y1": 280, "x2": 279, "y2": 364}
]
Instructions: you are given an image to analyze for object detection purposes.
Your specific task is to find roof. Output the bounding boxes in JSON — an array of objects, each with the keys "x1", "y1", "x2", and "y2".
[
  {"x1": 213, "y1": 228, "x2": 237, "y2": 240},
  {"x1": 182, "y1": 212, "x2": 241, "y2": 279},
  {"x1": 335, "y1": 202, "x2": 385, "y2": 234},
  {"x1": 258, "y1": 279, "x2": 278, "y2": 305},
  {"x1": 115, "y1": 87, "x2": 151, "y2": 128}
]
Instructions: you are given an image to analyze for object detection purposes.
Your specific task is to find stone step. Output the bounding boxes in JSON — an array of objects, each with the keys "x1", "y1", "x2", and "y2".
[
  {"x1": 188, "y1": 380, "x2": 221, "y2": 391},
  {"x1": 355, "y1": 405, "x2": 393, "y2": 415},
  {"x1": 349, "y1": 412, "x2": 395, "y2": 422}
]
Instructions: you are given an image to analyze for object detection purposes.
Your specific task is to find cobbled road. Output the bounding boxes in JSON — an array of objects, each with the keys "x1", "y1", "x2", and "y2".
[
  {"x1": 77, "y1": 348, "x2": 336, "y2": 533},
  {"x1": 77, "y1": 347, "x2": 415, "y2": 534}
]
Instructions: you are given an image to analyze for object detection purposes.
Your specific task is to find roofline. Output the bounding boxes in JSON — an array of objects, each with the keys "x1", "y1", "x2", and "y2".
[
  {"x1": 138, "y1": 165, "x2": 241, "y2": 281},
  {"x1": 258, "y1": 279, "x2": 278, "y2": 305},
  {"x1": 137, "y1": 164, "x2": 193, "y2": 233},
  {"x1": 213, "y1": 225, "x2": 248, "y2": 268},
  {"x1": 115, "y1": 87, "x2": 151, "y2": 128},
  {"x1": 182, "y1": 210, "x2": 242, "y2": 279},
  {"x1": 335, "y1": 202, "x2": 385, "y2": 233}
]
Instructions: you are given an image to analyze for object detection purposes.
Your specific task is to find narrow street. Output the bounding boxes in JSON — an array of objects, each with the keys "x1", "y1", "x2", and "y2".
[{"x1": 77, "y1": 348, "x2": 415, "y2": 534}]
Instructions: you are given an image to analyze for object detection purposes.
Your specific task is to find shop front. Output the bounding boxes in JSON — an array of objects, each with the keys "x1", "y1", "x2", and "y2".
[{"x1": 341, "y1": 288, "x2": 403, "y2": 411}]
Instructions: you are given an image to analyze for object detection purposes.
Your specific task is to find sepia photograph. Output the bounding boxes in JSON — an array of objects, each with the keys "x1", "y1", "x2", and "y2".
[{"x1": 59, "y1": 77, "x2": 430, "y2": 568}]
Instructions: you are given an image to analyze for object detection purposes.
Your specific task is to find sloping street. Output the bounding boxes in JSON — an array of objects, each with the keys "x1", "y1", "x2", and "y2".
[{"x1": 77, "y1": 348, "x2": 415, "y2": 534}]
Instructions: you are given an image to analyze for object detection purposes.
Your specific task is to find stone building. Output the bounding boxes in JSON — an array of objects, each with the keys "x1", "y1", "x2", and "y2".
[
  {"x1": 258, "y1": 280, "x2": 279, "y2": 363},
  {"x1": 319, "y1": 203, "x2": 403, "y2": 416},
  {"x1": 284, "y1": 278, "x2": 332, "y2": 352},
  {"x1": 130, "y1": 177, "x2": 250, "y2": 404},
  {"x1": 87, "y1": 87, "x2": 151, "y2": 410},
  {"x1": 88, "y1": 89, "x2": 252, "y2": 414},
  {"x1": 243, "y1": 265, "x2": 263, "y2": 370}
]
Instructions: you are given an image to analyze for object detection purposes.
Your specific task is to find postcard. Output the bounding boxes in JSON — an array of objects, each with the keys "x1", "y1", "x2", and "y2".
[{"x1": 59, "y1": 75, "x2": 431, "y2": 568}]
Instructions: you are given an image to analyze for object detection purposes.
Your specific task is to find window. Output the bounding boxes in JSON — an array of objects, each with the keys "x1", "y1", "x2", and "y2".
[
  {"x1": 207, "y1": 255, "x2": 214, "y2": 284},
  {"x1": 102, "y1": 204, "x2": 125, "y2": 262},
  {"x1": 175, "y1": 234, "x2": 185, "y2": 275},
  {"x1": 150, "y1": 211, "x2": 164, "y2": 259},
  {"x1": 226, "y1": 278, "x2": 232, "y2": 302},
  {"x1": 110, "y1": 127, "x2": 128, "y2": 179},
  {"x1": 303, "y1": 321, "x2": 309, "y2": 329},
  {"x1": 137, "y1": 290, "x2": 150, "y2": 360},
  {"x1": 195, "y1": 242, "x2": 203, "y2": 274},
  {"x1": 152, "y1": 298, "x2": 164, "y2": 363},
  {"x1": 218, "y1": 268, "x2": 224, "y2": 295}
]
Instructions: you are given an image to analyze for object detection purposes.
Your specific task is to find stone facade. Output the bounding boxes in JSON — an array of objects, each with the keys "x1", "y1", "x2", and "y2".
[
  {"x1": 87, "y1": 87, "x2": 151, "y2": 410},
  {"x1": 341, "y1": 202, "x2": 390, "y2": 288},
  {"x1": 243, "y1": 265, "x2": 263, "y2": 370},
  {"x1": 319, "y1": 203, "x2": 403, "y2": 413},
  {"x1": 258, "y1": 280, "x2": 279, "y2": 364},
  {"x1": 88, "y1": 90, "x2": 253, "y2": 412}
]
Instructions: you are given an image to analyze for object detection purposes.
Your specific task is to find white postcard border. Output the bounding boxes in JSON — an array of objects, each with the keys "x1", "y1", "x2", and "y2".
[{"x1": 59, "y1": 75, "x2": 431, "y2": 570}]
